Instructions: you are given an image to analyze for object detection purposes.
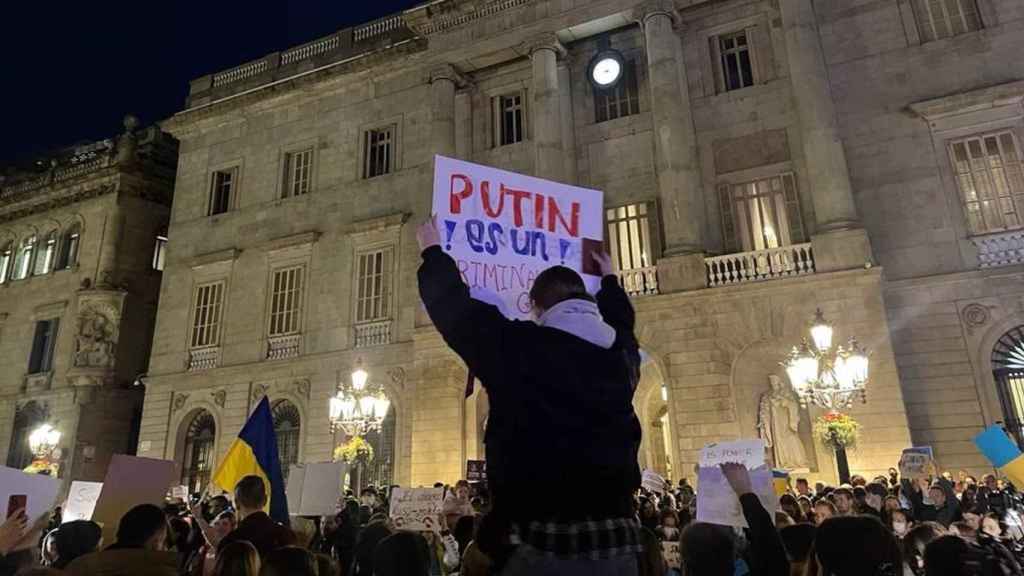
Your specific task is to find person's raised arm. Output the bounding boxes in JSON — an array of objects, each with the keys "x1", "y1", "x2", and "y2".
[
  {"x1": 593, "y1": 252, "x2": 635, "y2": 336},
  {"x1": 190, "y1": 503, "x2": 218, "y2": 547},
  {"x1": 720, "y1": 463, "x2": 789, "y2": 576}
]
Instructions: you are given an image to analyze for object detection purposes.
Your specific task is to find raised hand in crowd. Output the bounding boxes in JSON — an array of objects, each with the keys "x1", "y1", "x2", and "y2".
[{"x1": 0, "y1": 509, "x2": 28, "y2": 557}]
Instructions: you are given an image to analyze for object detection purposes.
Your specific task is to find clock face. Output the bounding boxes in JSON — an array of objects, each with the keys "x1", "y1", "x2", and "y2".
[{"x1": 591, "y1": 56, "x2": 622, "y2": 87}]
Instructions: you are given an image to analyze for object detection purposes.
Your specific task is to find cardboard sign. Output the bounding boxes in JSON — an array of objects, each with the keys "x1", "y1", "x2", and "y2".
[
  {"x1": 642, "y1": 469, "x2": 668, "y2": 494},
  {"x1": 899, "y1": 447, "x2": 934, "y2": 479},
  {"x1": 663, "y1": 541, "x2": 681, "y2": 570},
  {"x1": 696, "y1": 465, "x2": 776, "y2": 528},
  {"x1": 0, "y1": 465, "x2": 60, "y2": 521},
  {"x1": 389, "y1": 487, "x2": 445, "y2": 531},
  {"x1": 700, "y1": 439, "x2": 766, "y2": 470},
  {"x1": 170, "y1": 485, "x2": 189, "y2": 501},
  {"x1": 432, "y1": 155, "x2": 604, "y2": 320},
  {"x1": 466, "y1": 460, "x2": 487, "y2": 483},
  {"x1": 286, "y1": 462, "x2": 347, "y2": 517},
  {"x1": 92, "y1": 455, "x2": 175, "y2": 546},
  {"x1": 63, "y1": 481, "x2": 104, "y2": 523}
]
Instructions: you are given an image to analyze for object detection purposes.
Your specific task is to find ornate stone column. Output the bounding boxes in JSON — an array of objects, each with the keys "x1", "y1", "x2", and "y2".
[
  {"x1": 557, "y1": 59, "x2": 578, "y2": 184},
  {"x1": 779, "y1": 0, "x2": 872, "y2": 271},
  {"x1": 637, "y1": 0, "x2": 707, "y2": 291},
  {"x1": 522, "y1": 34, "x2": 566, "y2": 183}
]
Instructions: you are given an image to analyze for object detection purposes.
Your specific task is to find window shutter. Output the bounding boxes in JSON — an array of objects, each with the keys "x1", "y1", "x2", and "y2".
[
  {"x1": 718, "y1": 184, "x2": 738, "y2": 253},
  {"x1": 781, "y1": 173, "x2": 807, "y2": 243}
]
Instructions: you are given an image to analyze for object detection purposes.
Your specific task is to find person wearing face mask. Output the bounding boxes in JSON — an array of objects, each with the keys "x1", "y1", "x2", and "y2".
[
  {"x1": 890, "y1": 509, "x2": 914, "y2": 539},
  {"x1": 862, "y1": 482, "x2": 889, "y2": 520},
  {"x1": 443, "y1": 480, "x2": 474, "y2": 529}
]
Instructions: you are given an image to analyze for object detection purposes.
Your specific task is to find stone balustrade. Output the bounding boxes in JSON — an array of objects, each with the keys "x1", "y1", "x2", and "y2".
[
  {"x1": 617, "y1": 266, "x2": 659, "y2": 297},
  {"x1": 705, "y1": 243, "x2": 816, "y2": 287},
  {"x1": 354, "y1": 320, "x2": 393, "y2": 348},
  {"x1": 973, "y1": 229, "x2": 1024, "y2": 268},
  {"x1": 188, "y1": 347, "x2": 220, "y2": 371},
  {"x1": 266, "y1": 334, "x2": 302, "y2": 360},
  {"x1": 212, "y1": 59, "x2": 269, "y2": 87},
  {"x1": 281, "y1": 35, "x2": 341, "y2": 65},
  {"x1": 354, "y1": 15, "x2": 404, "y2": 43}
]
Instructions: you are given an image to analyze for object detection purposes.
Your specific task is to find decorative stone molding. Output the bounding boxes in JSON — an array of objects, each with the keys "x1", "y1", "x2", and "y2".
[
  {"x1": 33, "y1": 300, "x2": 68, "y2": 320},
  {"x1": 387, "y1": 367, "x2": 407, "y2": 390},
  {"x1": 261, "y1": 231, "x2": 320, "y2": 255},
  {"x1": 908, "y1": 80, "x2": 1024, "y2": 122},
  {"x1": 633, "y1": 0, "x2": 679, "y2": 26},
  {"x1": 24, "y1": 372, "x2": 52, "y2": 394},
  {"x1": 251, "y1": 382, "x2": 271, "y2": 405},
  {"x1": 517, "y1": 33, "x2": 566, "y2": 59},
  {"x1": 428, "y1": 63, "x2": 470, "y2": 88},
  {"x1": 293, "y1": 379, "x2": 311, "y2": 399},
  {"x1": 211, "y1": 389, "x2": 227, "y2": 408},
  {"x1": 962, "y1": 303, "x2": 996, "y2": 334},
  {"x1": 74, "y1": 301, "x2": 120, "y2": 369},
  {"x1": 406, "y1": 0, "x2": 533, "y2": 37},
  {"x1": 345, "y1": 212, "x2": 410, "y2": 236},
  {"x1": 172, "y1": 393, "x2": 190, "y2": 413},
  {"x1": 66, "y1": 367, "x2": 114, "y2": 389}
]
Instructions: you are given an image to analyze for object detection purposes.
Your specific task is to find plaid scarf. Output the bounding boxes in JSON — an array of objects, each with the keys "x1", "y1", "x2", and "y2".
[{"x1": 509, "y1": 517, "x2": 644, "y2": 559}]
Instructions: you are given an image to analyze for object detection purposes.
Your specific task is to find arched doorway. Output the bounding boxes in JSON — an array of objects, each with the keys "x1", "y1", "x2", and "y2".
[
  {"x1": 992, "y1": 326, "x2": 1024, "y2": 448},
  {"x1": 272, "y1": 400, "x2": 301, "y2": 481},
  {"x1": 362, "y1": 410, "x2": 396, "y2": 487},
  {"x1": 178, "y1": 409, "x2": 216, "y2": 493},
  {"x1": 635, "y1": 352, "x2": 674, "y2": 481},
  {"x1": 6, "y1": 402, "x2": 47, "y2": 470}
]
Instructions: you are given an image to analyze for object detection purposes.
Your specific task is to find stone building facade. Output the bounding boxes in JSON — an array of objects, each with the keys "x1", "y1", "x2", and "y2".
[
  {"x1": 140, "y1": 0, "x2": 1024, "y2": 488},
  {"x1": 0, "y1": 117, "x2": 178, "y2": 488}
]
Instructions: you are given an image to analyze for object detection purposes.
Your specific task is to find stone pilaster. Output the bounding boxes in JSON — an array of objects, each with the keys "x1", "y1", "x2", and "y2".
[
  {"x1": 521, "y1": 33, "x2": 566, "y2": 183},
  {"x1": 557, "y1": 60, "x2": 578, "y2": 184},
  {"x1": 429, "y1": 64, "x2": 465, "y2": 159}
]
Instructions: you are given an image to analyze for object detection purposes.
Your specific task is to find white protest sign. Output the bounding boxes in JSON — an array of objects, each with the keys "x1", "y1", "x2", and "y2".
[
  {"x1": 63, "y1": 481, "x2": 104, "y2": 523},
  {"x1": 899, "y1": 447, "x2": 934, "y2": 479},
  {"x1": 170, "y1": 485, "x2": 189, "y2": 501},
  {"x1": 699, "y1": 439, "x2": 766, "y2": 470},
  {"x1": 389, "y1": 487, "x2": 445, "y2": 532},
  {"x1": 0, "y1": 465, "x2": 60, "y2": 521},
  {"x1": 92, "y1": 455, "x2": 175, "y2": 547},
  {"x1": 642, "y1": 469, "x2": 668, "y2": 494},
  {"x1": 663, "y1": 541, "x2": 681, "y2": 570},
  {"x1": 432, "y1": 155, "x2": 604, "y2": 320},
  {"x1": 286, "y1": 461, "x2": 347, "y2": 517}
]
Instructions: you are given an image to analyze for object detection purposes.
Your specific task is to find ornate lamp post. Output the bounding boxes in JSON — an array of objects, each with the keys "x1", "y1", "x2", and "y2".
[
  {"x1": 329, "y1": 362, "x2": 391, "y2": 491},
  {"x1": 26, "y1": 423, "x2": 62, "y2": 475},
  {"x1": 783, "y1": 309, "x2": 869, "y2": 483}
]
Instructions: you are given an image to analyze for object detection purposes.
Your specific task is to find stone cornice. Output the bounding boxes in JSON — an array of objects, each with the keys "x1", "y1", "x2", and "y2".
[
  {"x1": 633, "y1": 0, "x2": 680, "y2": 26},
  {"x1": 405, "y1": 0, "x2": 534, "y2": 37},
  {"x1": 517, "y1": 32, "x2": 567, "y2": 59},
  {"x1": 261, "y1": 231, "x2": 321, "y2": 254},
  {"x1": 908, "y1": 80, "x2": 1024, "y2": 121},
  {"x1": 346, "y1": 212, "x2": 410, "y2": 236},
  {"x1": 189, "y1": 248, "x2": 241, "y2": 270},
  {"x1": 428, "y1": 63, "x2": 470, "y2": 88},
  {"x1": 0, "y1": 181, "x2": 119, "y2": 226}
]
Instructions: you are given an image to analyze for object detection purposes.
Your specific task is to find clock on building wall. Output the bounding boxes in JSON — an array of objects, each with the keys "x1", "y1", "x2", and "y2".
[{"x1": 588, "y1": 49, "x2": 624, "y2": 89}]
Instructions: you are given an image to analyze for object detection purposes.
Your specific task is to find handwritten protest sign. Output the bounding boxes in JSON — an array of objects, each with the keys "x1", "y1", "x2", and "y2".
[
  {"x1": 663, "y1": 541, "x2": 681, "y2": 569},
  {"x1": 93, "y1": 455, "x2": 175, "y2": 546},
  {"x1": 286, "y1": 462, "x2": 347, "y2": 516},
  {"x1": 899, "y1": 447, "x2": 934, "y2": 479},
  {"x1": 466, "y1": 460, "x2": 487, "y2": 483},
  {"x1": 432, "y1": 155, "x2": 604, "y2": 320},
  {"x1": 642, "y1": 469, "x2": 668, "y2": 494},
  {"x1": 0, "y1": 465, "x2": 60, "y2": 521},
  {"x1": 696, "y1": 439, "x2": 775, "y2": 528},
  {"x1": 389, "y1": 487, "x2": 445, "y2": 531},
  {"x1": 63, "y1": 481, "x2": 104, "y2": 522}
]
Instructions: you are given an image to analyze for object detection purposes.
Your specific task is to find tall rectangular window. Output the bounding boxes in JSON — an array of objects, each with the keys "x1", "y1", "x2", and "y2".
[
  {"x1": 190, "y1": 281, "x2": 225, "y2": 349},
  {"x1": 363, "y1": 126, "x2": 395, "y2": 179},
  {"x1": 913, "y1": 0, "x2": 982, "y2": 42},
  {"x1": 716, "y1": 30, "x2": 755, "y2": 92},
  {"x1": 33, "y1": 233, "x2": 56, "y2": 276},
  {"x1": 355, "y1": 248, "x2": 392, "y2": 323},
  {"x1": 28, "y1": 319, "x2": 59, "y2": 374},
  {"x1": 152, "y1": 236, "x2": 168, "y2": 271},
  {"x1": 268, "y1": 266, "x2": 304, "y2": 337},
  {"x1": 209, "y1": 169, "x2": 236, "y2": 216},
  {"x1": 13, "y1": 236, "x2": 35, "y2": 281},
  {"x1": 949, "y1": 132, "x2": 1024, "y2": 234},
  {"x1": 283, "y1": 148, "x2": 314, "y2": 198},
  {"x1": 718, "y1": 173, "x2": 806, "y2": 253},
  {"x1": 606, "y1": 203, "x2": 657, "y2": 272},
  {"x1": 0, "y1": 243, "x2": 11, "y2": 284},
  {"x1": 493, "y1": 93, "x2": 525, "y2": 146},
  {"x1": 595, "y1": 60, "x2": 640, "y2": 123}
]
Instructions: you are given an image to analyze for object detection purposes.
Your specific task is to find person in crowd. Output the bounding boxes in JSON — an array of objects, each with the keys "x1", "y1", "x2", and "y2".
[
  {"x1": 461, "y1": 539, "x2": 493, "y2": 576},
  {"x1": 0, "y1": 508, "x2": 51, "y2": 576},
  {"x1": 214, "y1": 540, "x2": 260, "y2": 576},
  {"x1": 797, "y1": 496, "x2": 813, "y2": 521},
  {"x1": 679, "y1": 523, "x2": 734, "y2": 576},
  {"x1": 890, "y1": 508, "x2": 914, "y2": 539},
  {"x1": 331, "y1": 499, "x2": 360, "y2": 570},
  {"x1": 978, "y1": 474, "x2": 1015, "y2": 517},
  {"x1": 639, "y1": 496, "x2": 659, "y2": 532},
  {"x1": 981, "y1": 513, "x2": 1004, "y2": 539},
  {"x1": 832, "y1": 486, "x2": 855, "y2": 516},
  {"x1": 258, "y1": 546, "x2": 317, "y2": 576},
  {"x1": 218, "y1": 476, "x2": 296, "y2": 559},
  {"x1": 903, "y1": 521, "x2": 947, "y2": 576},
  {"x1": 963, "y1": 510, "x2": 983, "y2": 531},
  {"x1": 923, "y1": 533, "x2": 1023, "y2": 576},
  {"x1": 850, "y1": 475, "x2": 868, "y2": 487},
  {"x1": 636, "y1": 527, "x2": 666, "y2": 576},
  {"x1": 795, "y1": 478, "x2": 813, "y2": 498},
  {"x1": 948, "y1": 521, "x2": 978, "y2": 541},
  {"x1": 779, "y1": 494, "x2": 804, "y2": 523},
  {"x1": 679, "y1": 479, "x2": 695, "y2": 502},
  {"x1": 350, "y1": 520, "x2": 392, "y2": 576},
  {"x1": 903, "y1": 475, "x2": 962, "y2": 527},
  {"x1": 50, "y1": 520, "x2": 102, "y2": 569},
  {"x1": 442, "y1": 480, "x2": 474, "y2": 528},
  {"x1": 65, "y1": 503, "x2": 177, "y2": 576},
  {"x1": 885, "y1": 495, "x2": 902, "y2": 514},
  {"x1": 191, "y1": 508, "x2": 237, "y2": 576},
  {"x1": 813, "y1": 499, "x2": 837, "y2": 526},
  {"x1": 863, "y1": 482, "x2": 889, "y2": 520},
  {"x1": 805, "y1": 516, "x2": 902, "y2": 576},
  {"x1": 452, "y1": 515, "x2": 477, "y2": 562},
  {"x1": 775, "y1": 511, "x2": 795, "y2": 528},
  {"x1": 779, "y1": 523, "x2": 816, "y2": 576},
  {"x1": 655, "y1": 508, "x2": 681, "y2": 542},
  {"x1": 417, "y1": 218, "x2": 645, "y2": 575},
  {"x1": 374, "y1": 531, "x2": 433, "y2": 576},
  {"x1": 853, "y1": 485, "x2": 869, "y2": 512},
  {"x1": 314, "y1": 553, "x2": 337, "y2": 576}
]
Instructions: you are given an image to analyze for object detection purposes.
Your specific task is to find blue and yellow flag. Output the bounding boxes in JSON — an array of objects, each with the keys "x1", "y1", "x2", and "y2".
[
  {"x1": 772, "y1": 469, "x2": 790, "y2": 496},
  {"x1": 974, "y1": 425, "x2": 1024, "y2": 488},
  {"x1": 212, "y1": 396, "x2": 289, "y2": 522}
]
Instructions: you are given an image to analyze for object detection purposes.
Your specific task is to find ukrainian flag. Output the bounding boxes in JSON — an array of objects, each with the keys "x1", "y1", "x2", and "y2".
[
  {"x1": 974, "y1": 425, "x2": 1024, "y2": 488},
  {"x1": 212, "y1": 396, "x2": 290, "y2": 522},
  {"x1": 773, "y1": 469, "x2": 790, "y2": 496}
]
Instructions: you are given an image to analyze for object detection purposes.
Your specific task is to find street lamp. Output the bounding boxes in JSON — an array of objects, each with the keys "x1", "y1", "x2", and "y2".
[
  {"x1": 25, "y1": 423, "x2": 61, "y2": 475},
  {"x1": 329, "y1": 361, "x2": 390, "y2": 436},
  {"x1": 783, "y1": 309, "x2": 869, "y2": 484}
]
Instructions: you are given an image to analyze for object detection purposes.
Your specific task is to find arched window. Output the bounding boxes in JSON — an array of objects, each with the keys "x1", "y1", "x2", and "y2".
[
  {"x1": 33, "y1": 231, "x2": 57, "y2": 276},
  {"x1": 363, "y1": 409, "x2": 396, "y2": 487},
  {"x1": 57, "y1": 224, "x2": 80, "y2": 270},
  {"x1": 181, "y1": 410, "x2": 216, "y2": 493},
  {"x1": 272, "y1": 400, "x2": 301, "y2": 477},
  {"x1": 12, "y1": 235, "x2": 35, "y2": 280},
  {"x1": 0, "y1": 241, "x2": 12, "y2": 284},
  {"x1": 993, "y1": 326, "x2": 1024, "y2": 448},
  {"x1": 6, "y1": 402, "x2": 47, "y2": 470}
]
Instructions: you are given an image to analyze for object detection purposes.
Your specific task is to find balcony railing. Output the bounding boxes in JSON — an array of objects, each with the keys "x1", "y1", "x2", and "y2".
[
  {"x1": 705, "y1": 243, "x2": 815, "y2": 287},
  {"x1": 354, "y1": 320, "x2": 392, "y2": 348},
  {"x1": 188, "y1": 347, "x2": 220, "y2": 371},
  {"x1": 617, "y1": 266, "x2": 659, "y2": 296},
  {"x1": 973, "y1": 229, "x2": 1024, "y2": 268},
  {"x1": 266, "y1": 334, "x2": 302, "y2": 360}
]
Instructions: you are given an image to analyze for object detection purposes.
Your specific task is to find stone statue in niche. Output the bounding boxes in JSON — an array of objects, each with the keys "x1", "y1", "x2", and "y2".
[
  {"x1": 757, "y1": 374, "x2": 809, "y2": 471},
  {"x1": 74, "y1": 307, "x2": 116, "y2": 368}
]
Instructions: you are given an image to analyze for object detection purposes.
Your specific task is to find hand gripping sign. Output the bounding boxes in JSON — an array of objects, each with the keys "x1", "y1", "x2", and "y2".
[{"x1": 432, "y1": 155, "x2": 605, "y2": 320}]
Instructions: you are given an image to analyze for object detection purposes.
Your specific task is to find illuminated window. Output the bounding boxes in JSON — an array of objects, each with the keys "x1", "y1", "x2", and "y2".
[
  {"x1": 594, "y1": 60, "x2": 640, "y2": 123},
  {"x1": 190, "y1": 282, "x2": 225, "y2": 349},
  {"x1": 718, "y1": 173, "x2": 806, "y2": 253},
  {"x1": 283, "y1": 148, "x2": 314, "y2": 198},
  {"x1": 948, "y1": 131, "x2": 1024, "y2": 235},
  {"x1": 268, "y1": 266, "x2": 304, "y2": 337},
  {"x1": 913, "y1": 0, "x2": 982, "y2": 42}
]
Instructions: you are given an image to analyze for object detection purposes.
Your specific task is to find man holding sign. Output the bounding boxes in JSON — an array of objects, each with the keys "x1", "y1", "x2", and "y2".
[{"x1": 417, "y1": 159, "x2": 643, "y2": 575}]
